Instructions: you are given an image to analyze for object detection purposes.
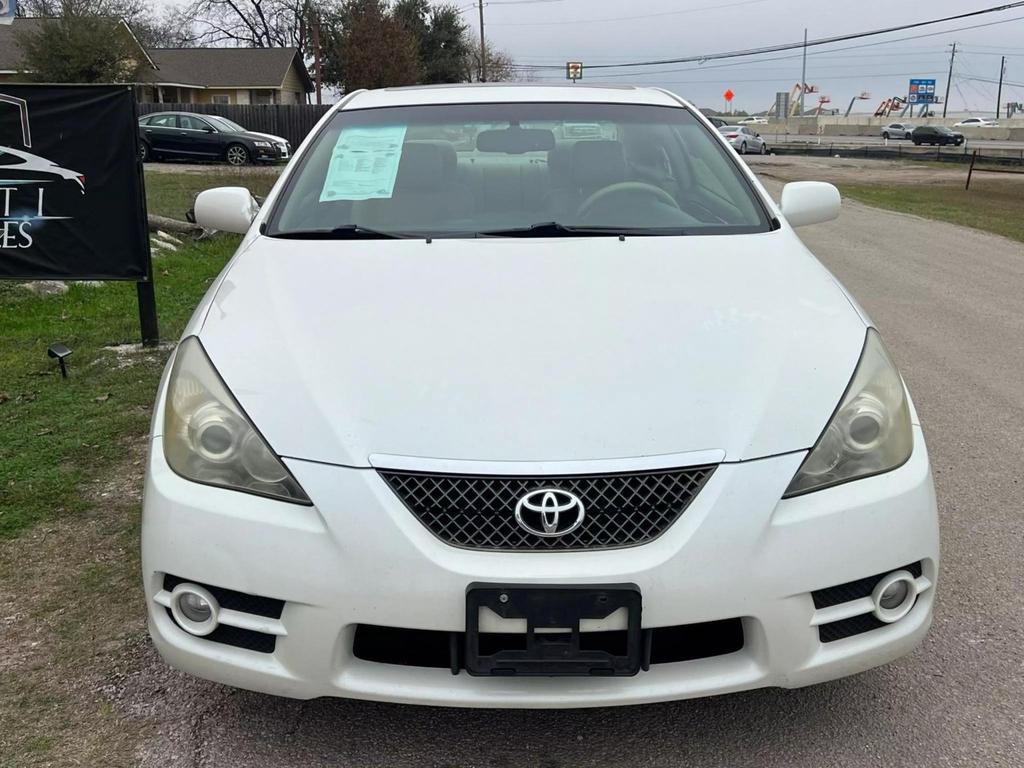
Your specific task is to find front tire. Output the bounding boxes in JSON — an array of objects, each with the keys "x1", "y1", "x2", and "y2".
[
  {"x1": 760, "y1": 142, "x2": 767, "y2": 154},
  {"x1": 139, "y1": 140, "x2": 150, "y2": 163},
  {"x1": 225, "y1": 144, "x2": 250, "y2": 167}
]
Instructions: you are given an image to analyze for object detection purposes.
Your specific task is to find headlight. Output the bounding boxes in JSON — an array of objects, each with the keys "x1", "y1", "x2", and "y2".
[
  {"x1": 254, "y1": 140, "x2": 272, "y2": 148},
  {"x1": 163, "y1": 337, "x2": 310, "y2": 504},
  {"x1": 784, "y1": 329, "x2": 913, "y2": 497}
]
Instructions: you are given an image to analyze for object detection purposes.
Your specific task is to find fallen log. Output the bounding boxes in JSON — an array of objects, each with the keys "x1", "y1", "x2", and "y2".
[{"x1": 147, "y1": 214, "x2": 209, "y2": 237}]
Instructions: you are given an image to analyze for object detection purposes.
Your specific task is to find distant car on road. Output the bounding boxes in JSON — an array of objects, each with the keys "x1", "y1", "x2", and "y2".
[
  {"x1": 881, "y1": 123, "x2": 915, "y2": 140},
  {"x1": 911, "y1": 126, "x2": 965, "y2": 146},
  {"x1": 719, "y1": 125, "x2": 768, "y2": 154},
  {"x1": 138, "y1": 112, "x2": 291, "y2": 166},
  {"x1": 738, "y1": 116, "x2": 768, "y2": 125},
  {"x1": 953, "y1": 117, "x2": 998, "y2": 128}
]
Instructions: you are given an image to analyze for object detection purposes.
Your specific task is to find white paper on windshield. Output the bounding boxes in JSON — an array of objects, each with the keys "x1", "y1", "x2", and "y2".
[{"x1": 319, "y1": 125, "x2": 408, "y2": 202}]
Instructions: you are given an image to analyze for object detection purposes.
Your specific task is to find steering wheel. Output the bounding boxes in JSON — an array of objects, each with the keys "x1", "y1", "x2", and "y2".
[{"x1": 577, "y1": 182, "x2": 681, "y2": 220}]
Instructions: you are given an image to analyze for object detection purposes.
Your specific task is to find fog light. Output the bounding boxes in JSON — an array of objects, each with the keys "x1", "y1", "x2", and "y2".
[
  {"x1": 879, "y1": 580, "x2": 910, "y2": 610},
  {"x1": 179, "y1": 591, "x2": 212, "y2": 622},
  {"x1": 871, "y1": 570, "x2": 917, "y2": 623},
  {"x1": 170, "y1": 583, "x2": 219, "y2": 636}
]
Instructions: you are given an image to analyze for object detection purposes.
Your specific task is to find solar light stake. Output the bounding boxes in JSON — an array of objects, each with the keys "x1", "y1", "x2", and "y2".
[{"x1": 47, "y1": 343, "x2": 72, "y2": 378}]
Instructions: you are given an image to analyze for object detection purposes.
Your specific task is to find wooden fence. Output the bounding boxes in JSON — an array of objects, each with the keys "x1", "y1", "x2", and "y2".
[{"x1": 137, "y1": 103, "x2": 332, "y2": 149}]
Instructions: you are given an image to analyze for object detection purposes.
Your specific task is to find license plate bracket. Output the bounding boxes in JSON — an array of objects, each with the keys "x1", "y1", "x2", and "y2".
[{"x1": 465, "y1": 583, "x2": 642, "y2": 677}]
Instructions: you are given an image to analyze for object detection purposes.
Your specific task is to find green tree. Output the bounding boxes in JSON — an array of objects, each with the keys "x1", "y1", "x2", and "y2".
[
  {"x1": 15, "y1": 1, "x2": 148, "y2": 83},
  {"x1": 393, "y1": 0, "x2": 469, "y2": 83},
  {"x1": 321, "y1": 0, "x2": 420, "y2": 92}
]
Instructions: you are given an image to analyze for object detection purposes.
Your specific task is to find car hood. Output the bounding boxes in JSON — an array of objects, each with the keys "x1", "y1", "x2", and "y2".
[
  {"x1": 197, "y1": 232, "x2": 867, "y2": 467},
  {"x1": 242, "y1": 131, "x2": 288, "y2": 144}
]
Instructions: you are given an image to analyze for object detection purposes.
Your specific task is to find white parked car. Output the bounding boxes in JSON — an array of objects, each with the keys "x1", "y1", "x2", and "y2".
[
  {"x1": 738, "y1": 116, "x2": 768, "y2": 125},
  {"x1": 953, "y1": 117, "x2": 998, "y2": 128},
  {"x1": 142, "y1": 84, "x2": 939, "y2": 708},
  {"x1": 719, "y1": 125, "x2": 768, "y2": 154},
  {"x1": 881, "y1": 123, "x2": 915, "y2": 140}
]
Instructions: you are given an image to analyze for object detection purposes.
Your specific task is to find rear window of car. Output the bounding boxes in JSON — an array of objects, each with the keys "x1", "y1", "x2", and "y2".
[{"x1": 266, "y1": 101, "x2": 772, "y2": 238}]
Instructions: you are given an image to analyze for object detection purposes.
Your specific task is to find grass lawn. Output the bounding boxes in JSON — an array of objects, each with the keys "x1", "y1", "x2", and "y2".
[
  {"x1": 0, "y1": 168, "x2": 271, "y2": 766},
  {"x1": 841, "y1": 177, "x2": 1024, "y2": 244}
]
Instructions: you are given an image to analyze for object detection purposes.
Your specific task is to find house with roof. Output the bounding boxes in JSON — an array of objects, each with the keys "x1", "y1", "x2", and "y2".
[{"x1": 0, "y1": 17, "x2": 314, "y2": 105}]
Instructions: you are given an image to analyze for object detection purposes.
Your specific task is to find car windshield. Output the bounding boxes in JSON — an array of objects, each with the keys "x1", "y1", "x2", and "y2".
[
  {"x1": 266, "y1": 101, "x2": 772, "y2": 238},
  {"x1": 207, "y1": 116, "x2": 246, "y2": 133},
  {"x1": 936, "y1": 127, "x2": 954, "y2": 134}
]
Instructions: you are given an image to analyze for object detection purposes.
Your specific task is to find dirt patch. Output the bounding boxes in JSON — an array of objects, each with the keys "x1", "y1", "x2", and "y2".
[
  {"x1": 747, "y1": 154, "x2": 1024, "y2": 186},
  {"x1": 0, "y1": 437, "x2": 154, "y2": 767}
]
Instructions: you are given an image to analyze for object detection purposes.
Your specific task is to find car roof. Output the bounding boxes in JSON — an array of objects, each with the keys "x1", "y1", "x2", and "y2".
[{"x1": 340, "y1": 83, "x2": 688, "y2": 111}]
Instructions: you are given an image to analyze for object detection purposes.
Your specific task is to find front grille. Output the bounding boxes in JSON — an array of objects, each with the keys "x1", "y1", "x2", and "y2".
[
  {"x1": 378, "y1": 465, "x2": 716, "y2": 551},
  {"x1": 353, "y1": 618, "x2": 744, "y2": 670}
]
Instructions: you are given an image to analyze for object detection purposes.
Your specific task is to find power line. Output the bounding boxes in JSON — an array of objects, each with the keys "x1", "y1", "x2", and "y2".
[
  {"x1": 488, "y1": 0, "x2": 769, "y2": 27},
  {"x1": 512, "y1": 14, "x2": 1024, "y2": 83},
  {"x1": 507, "y1": 2, "x2": 1024, "y2": 70}
]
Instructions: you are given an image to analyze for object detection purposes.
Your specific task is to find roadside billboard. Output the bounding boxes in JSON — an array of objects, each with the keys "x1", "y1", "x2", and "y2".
[
  {"x1": 0, "y1": 84, "x2": 151, "y2": 281},
  {"x1": 908, "y1": 79, "x2": 938, "y2": 104}
]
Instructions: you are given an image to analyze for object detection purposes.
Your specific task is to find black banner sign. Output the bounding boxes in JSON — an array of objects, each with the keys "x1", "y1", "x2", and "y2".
[{"x1": 0, "y1": 85, "x2": 151, "y2": 280}]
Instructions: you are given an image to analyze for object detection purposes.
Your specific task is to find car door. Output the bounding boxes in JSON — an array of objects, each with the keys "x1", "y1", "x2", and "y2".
[
  {"x1": 175, "y1": 114, "x2": 222, "y2": 158},
  {"x1": 142, "y1": 114, "x2": 179, "y2": 155}
]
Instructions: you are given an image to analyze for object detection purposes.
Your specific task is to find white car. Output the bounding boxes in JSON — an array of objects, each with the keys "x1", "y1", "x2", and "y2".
[
  {"x1": 953, "y1": 117, "x2": 998, "y2": 128},
  {"x1": 719, "y1": 125, "x2": 769, "y2": 154},
  {"x1": 142, "y1": 84, "x2": 939, "y2": 708},
  {"x1": 738, "y1": 116, "x2": 768, "y2": 125},
  {"x1": 881, "y1": 123, "x2": 915, "y2": 140}
]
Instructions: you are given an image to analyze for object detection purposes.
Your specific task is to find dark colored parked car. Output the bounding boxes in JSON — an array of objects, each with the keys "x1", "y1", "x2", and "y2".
[
  {"x1": 138, "y1": 112, "x2": 291, "y2": 165},
  {"x1": 910, "y1": 126, "x2": 964, "y2": 147}
]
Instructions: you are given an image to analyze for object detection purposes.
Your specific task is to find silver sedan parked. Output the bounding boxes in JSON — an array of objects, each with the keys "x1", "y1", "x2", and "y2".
[
  {"x1": 718, "y1": 125, "x2": 768, "y2": 154},
  {"x1": 881, "y1": 123, "x2": 915, "y2": 140}
]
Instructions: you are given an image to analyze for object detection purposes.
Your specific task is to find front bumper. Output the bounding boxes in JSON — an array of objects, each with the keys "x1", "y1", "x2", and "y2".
[
  {"x1": 255, "y1": 143, "x2": 290, "y2": 162},
  {"x1": 141, "y1": 428, "x2": 939, "y2": 708}
]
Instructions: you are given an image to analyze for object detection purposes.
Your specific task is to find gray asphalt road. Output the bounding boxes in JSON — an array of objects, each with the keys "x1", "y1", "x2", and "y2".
[
  {"x1": 135, "y1": 183, "x2": 1024, "y2": 767},
  {"x1": 775, "y1": 132, "x2": 1024, "y2": 151}
]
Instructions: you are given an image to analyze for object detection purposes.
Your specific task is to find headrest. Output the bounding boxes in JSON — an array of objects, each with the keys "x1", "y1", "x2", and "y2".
[
  {"x1": 572, "y1": 140, "x2": 625, "y2": 190},
  {"x1": 395, "y1": 142, "x2": 450, "y2": 191},
  {"x1": 547, "y1": 142, "x2": 574, "y2": 185}
]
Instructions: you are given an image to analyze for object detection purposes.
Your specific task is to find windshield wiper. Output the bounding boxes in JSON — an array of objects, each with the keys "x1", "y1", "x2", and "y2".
[
  {"x1": 271, "y1": 224, "x2": 417, "y2": 240},
  {"x1": 476, "y1": 222, "x2": 689, "y2": 238}
]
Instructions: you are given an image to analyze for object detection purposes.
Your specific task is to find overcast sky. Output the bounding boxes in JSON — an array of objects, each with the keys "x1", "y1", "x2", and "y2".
[
  {"x1": 154, "y1": 0, "x2": 1024, "y2": 114},
  {"x1": 472, "y1": 0, "x2": 1024, "y2": 115}
]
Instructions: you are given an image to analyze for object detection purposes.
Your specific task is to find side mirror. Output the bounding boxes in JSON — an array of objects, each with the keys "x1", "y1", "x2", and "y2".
[
  {"x1": 780, "y1": 181, "x2": 841, "y2": 228},
  {"x1": 203, "y1": 126, "x2": 215, "y2": 133},
  {"x1": 194, "y1": 187, "x2": 260, "y2": 234}
]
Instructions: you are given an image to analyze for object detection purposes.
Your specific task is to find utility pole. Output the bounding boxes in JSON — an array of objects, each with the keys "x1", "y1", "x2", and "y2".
[
  {"x1": 798, "y1": 28, "x2": 808, "y2": 118},
  {"x1": 996, "y1": 55, "x2": 1006, "y2": 119},
  {"x1": 478, "y1": 0, "x2": 487, "y2": 82},
  {"x1": 312, "y1": 18, "x2": 322, "y2": 106},
  {"x1": 943, "y1": 42, "x2": 957, "y2": 118}
]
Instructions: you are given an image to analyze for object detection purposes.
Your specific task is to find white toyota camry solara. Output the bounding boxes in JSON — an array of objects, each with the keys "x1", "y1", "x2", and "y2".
[{"x1": 142, "y1": 84, "x2": 939, "y2": 708}]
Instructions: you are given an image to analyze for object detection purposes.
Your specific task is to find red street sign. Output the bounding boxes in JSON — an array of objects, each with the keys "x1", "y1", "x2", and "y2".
[{"x1": 724, "y1": 89, "x2": 735, "y2": 102}]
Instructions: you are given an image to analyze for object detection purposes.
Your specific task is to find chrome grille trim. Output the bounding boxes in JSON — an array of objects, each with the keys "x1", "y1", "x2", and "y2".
[{"x1": 378, "y1": 465, "x2": 716, "y2": 551}]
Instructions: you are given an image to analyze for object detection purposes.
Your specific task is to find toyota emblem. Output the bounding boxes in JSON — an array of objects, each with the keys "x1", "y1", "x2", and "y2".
[{"x1": 514, "y1": 488, "x2": 585, "y2": 538}]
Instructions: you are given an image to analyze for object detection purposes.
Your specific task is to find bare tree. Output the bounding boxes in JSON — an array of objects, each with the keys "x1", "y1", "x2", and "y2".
[
  {"x1": 464, "y1": 38, "x2": 518, "y2": 83},
  {"x1": 177, "y1": 0, "x2": 326, "y2": 59}
]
